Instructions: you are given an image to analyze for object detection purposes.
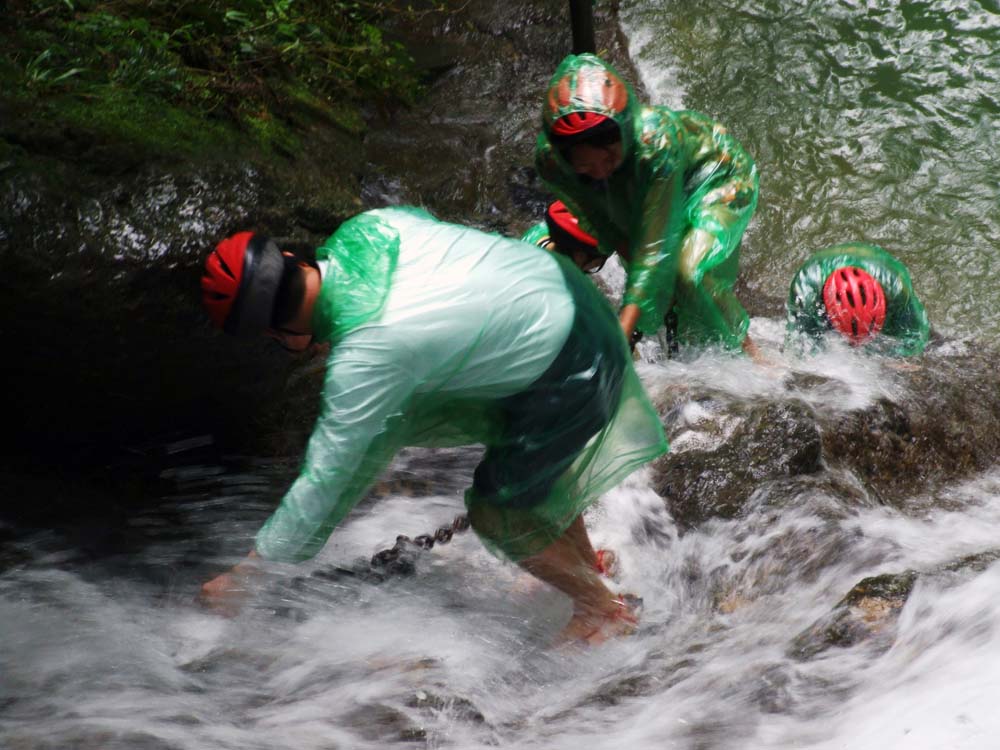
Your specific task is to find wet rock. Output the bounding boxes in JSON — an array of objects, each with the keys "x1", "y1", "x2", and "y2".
[
  {"x1": 364, "y1": 0, "x2": 642, "y2": 235},
  {"x1": 788, "y1": 547, "x2": 1000, "y2": 661},
  {"x1": 0, "y1": 155, "x2": 356, "y2": 460},
  {"x1": 653, "y1": 396, "x2": 822, "y2": 529},
  {"x1": 789, "y1": 571, "x2": 918, "y2": 660},
  {"x1": 648, "y1": 344, "x2": 1000, "y2": 528},
  {"x1": 939, "y1": 549, "x2": 1000, "y2": 575},
  {"x1": 708, "y1": 515, "x2": 882, "y2": 616},
  {"x1": 3, "y1": 728, "x2": 183, "y2": 750},
  {"x1": 341, "y1": 702, "x2": 427, "y2": 744},
  {"x1": 0, "y1": 0, "x2": 640, "y2": 469},
  {"x1": 752, "y1": 664, "x2": 794, "y2": 714},
  {"x1": 406, "y1": 689, "x2": 487, "y2": 724},
  {"x1": 818, "y1": 349, "x2": 1000, "y2": 507},
  {"x1": 587, "y1": 673, "x2": 660, "y2": 706}
]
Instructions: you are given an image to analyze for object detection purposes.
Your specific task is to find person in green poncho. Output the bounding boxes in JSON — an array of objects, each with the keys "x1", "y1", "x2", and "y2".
[
  {"x1": 534, "y1": 53, "x2": 762, "y2": 359},
  {"x1": 522, "y1": 200, "x2": 606, "y2": 275},
  {"x1": 198, "y1": 206, "x2": 668, "y2": 644},
  {"x1": 785, "y1": 242, "x2": 930, "y2": 356}
]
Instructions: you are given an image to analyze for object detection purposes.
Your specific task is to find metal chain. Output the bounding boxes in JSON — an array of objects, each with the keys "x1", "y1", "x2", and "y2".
[
  {"x1": 369, "y1": 512, "x2": 471, "y2": 576},
  {"x1": 307, "y1": 513, "x2": 471, "y2": 584}
]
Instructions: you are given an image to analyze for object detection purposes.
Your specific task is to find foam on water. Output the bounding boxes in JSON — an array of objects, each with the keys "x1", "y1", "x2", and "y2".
[{"x1": 4, "y1": 450, "x2": 1000, "y2": 748}]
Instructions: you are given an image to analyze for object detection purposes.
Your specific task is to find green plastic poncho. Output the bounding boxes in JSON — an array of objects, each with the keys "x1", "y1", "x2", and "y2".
[
  {"x1": 785, "y1": 243, "x2": 930, "y2": 357},
  {"x1": 255, "y1": 207, "x2": 668, "y2": 563},
  {"x1": 520, "y1": 221, "x2": 550, "y2": 248},
  {"x1": 535, "y1": 53, "x2": 759, "y2": 348}
]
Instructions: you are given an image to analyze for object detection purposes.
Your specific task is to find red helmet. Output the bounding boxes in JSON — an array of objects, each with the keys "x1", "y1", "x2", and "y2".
[
  {"x1": 545, "y1": 201, "x2": 608, "y2": 273},
  {"x1": 552, "y1": 111, "x2": 610, "y2": 137},
  {"x1": 545, "y1": 200, "x2": 598, "y2": 251},
  {"x1": 822, "y1": 266, "x2": 887, "y2": 344},
  {"x1": 201, "y1": 232, "x2": 285, "y2": 337}
]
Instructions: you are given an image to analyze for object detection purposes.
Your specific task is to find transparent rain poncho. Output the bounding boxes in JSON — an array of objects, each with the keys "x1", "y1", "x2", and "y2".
[
  {"x1": 255, "y1": 207, "x2": 667, "y2": 563},
  {"x1": 535, "y1": 53, "x2": 759, "y2": 349},
  {"x1": 520, "y1": 221, "x2": 550, "y2": 248},
  {"x1": 785, "y1": 242, "x2": 930, "y2": 357}
]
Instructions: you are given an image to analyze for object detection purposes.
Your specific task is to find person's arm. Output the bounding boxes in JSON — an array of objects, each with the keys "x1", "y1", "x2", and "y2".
[
  {"x1": 619, "y1": 304, "x2": 641, "y2": 343},
  {"x1": 621, "y1": 172, "x2": 688, "y2": 335},
  {"x1": 257, "y1": 337, "x2": 417, "y2": 562},
  {"x1": 200, "y1": 333, "x2": 417, "y2": 612}
]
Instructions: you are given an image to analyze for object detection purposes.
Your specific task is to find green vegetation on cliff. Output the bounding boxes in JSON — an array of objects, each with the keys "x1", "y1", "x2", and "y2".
[{"x1": 0, "y1": 0, "x2": 448, "y2": 157}]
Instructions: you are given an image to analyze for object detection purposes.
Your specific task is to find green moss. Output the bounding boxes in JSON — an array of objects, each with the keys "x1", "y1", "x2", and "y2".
[
  {"x1": 279, "y1": 82, "x2": 366, "y2": 135},
  {"x1": 62, "y1": 88, "x2": 241, "y2": 155},
  {"x1": 241, "y1": 108, "x2": 302, "y2": 155},
  {"x1": 0, "y1": 0, "x2": 449, "y2": 161},
  {"x1": 844, "y1": 571, "x2": 918, "y2": 602}
]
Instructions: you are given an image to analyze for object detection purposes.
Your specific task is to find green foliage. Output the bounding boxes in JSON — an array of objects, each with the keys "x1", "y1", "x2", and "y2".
[{"x1": 1, "y1": 0, "x2": 450, "y2": 154}]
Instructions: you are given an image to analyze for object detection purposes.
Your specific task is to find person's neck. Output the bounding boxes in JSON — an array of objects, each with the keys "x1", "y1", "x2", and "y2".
[{"x1": 291, "y1": 265, "x2": 322, "y2": 333}]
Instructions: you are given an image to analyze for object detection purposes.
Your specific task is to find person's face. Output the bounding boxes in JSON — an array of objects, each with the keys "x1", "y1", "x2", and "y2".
[
  {"x1": 264, "y1": 256, "x2": 317, "y2": 354},
  {"x1": 568, "y1": 141, "x2": 623, "y2": 181},
  {"x1": 571, "y1": 249, "x2": 606, "y2": 274}
]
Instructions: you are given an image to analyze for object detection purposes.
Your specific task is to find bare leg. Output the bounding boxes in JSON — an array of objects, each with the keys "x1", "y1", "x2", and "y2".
[
  {"x1": 742, "y1": 333, "x2": 779, "y2": 367},
  {"x1": 561, "y1": 514, "x2": 599, "y2": 568},
  {"x1": 518, "y1": 515, "x2": 635, "y2": 644}
]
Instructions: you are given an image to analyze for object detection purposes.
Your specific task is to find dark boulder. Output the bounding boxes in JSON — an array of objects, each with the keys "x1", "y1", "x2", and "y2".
[{"x1": 653, "y1": 394, "x2": 823, "y2": 529}]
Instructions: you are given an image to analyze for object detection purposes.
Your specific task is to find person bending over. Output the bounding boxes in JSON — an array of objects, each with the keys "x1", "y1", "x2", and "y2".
[{"x1": 199, "y1": 206, "x2": 668, "y2": 644}]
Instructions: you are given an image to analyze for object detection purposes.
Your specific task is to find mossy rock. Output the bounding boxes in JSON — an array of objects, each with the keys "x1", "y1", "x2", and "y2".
[
  {"x1": 789, "y1": 571, "x2": 918, "y2": 660},
  {"x1": 652, "y1": 396, "x2": 823, "y2": 529}
]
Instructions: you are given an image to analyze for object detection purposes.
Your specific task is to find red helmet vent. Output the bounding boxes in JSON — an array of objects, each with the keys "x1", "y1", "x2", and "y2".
[
  {"x1": 822, "y1": 266, "x2": 887, "y2": 344},
  {"x1": 552, "y1": 111, "x2": 610, "y2": 136},
  {"x1": 201, "y1": 231, "x2": 253, "y2": 330}
]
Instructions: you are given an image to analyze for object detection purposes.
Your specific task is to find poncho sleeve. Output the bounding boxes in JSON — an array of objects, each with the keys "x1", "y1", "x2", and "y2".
[
  {"x1": 625, "y1": 110, "x2": 757, "y2": 340},
  {"x1": 621, "y1": 170, "x2": 687, "y2": 333},
  {"x1": 255, "y1": 330, "x2": 417, "y2": 562}
]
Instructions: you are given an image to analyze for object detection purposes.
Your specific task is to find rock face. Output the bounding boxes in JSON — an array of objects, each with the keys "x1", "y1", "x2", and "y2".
[
  {"x1": 0, "y1": 0, "x2": 636, "y2": 461},
  {"x1": 363, "y1": 2, "x2": 638, "y2": 233},
  {"x1": 819, "y1": 351, "x2": 1000, "y2": 504},
  {"x1": 654, "y1": 396, "x2": 823, "y2": 530},
  {"x1": 0, "y1": 154, "x2": 357, "y2": 458},
  {"x1": 650, "y1": 343, "x2": 1000, "y2": 531}
]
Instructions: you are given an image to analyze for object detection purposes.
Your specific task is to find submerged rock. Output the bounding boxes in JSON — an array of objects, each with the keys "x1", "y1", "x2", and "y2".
[
  {"x1": 789, "y1": 571, "x2": 918, "y2": 660},
  {"x1": 819, "y1": 348, "x2": 1000, "y2": 506},
  {"x1": 653, "y1": 396, "x2": 823, "y2": 529},
  {"x1": 789, "y1": 548, "x2": 1000, "y2": 660}
]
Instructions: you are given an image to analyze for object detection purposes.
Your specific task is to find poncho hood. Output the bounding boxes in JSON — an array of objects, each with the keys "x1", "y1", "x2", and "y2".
[{"x1": 540, "y1": 53, "x2": 639, "y2": 163}]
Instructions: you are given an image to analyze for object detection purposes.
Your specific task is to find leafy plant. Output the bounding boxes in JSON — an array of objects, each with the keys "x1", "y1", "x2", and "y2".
[{"x1": 2, "y1": 0, "x2": 454, "y2": 152}]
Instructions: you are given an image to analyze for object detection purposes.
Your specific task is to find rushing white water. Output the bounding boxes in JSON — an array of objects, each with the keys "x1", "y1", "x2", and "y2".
[{"x1": 3, "y1": 347, "x2": 1000, "y2": 749}]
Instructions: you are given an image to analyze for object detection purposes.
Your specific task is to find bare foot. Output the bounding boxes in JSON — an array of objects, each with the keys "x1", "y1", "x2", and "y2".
[{"x1": 557, "y1": 595, "x2": 641, "y2": 646}]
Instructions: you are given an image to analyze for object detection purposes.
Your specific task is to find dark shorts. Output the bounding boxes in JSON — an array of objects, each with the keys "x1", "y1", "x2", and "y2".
[{"x1": 471, "y1": 257, "x2": 626, "y2": 510}]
